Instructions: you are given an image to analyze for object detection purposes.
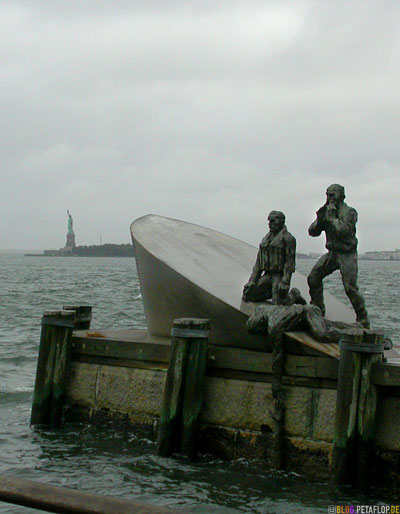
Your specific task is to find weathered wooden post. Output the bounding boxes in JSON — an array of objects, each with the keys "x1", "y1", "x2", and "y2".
[
  {"x1": 157, "y1": 319, "x2": 190, "y2": 457},
  {"x1": 271, "y1": 334, "x2": 285, "y2": 470},
  {"x1": 332, "y1": 329, "x2": 384, "y2": 487},
  {"x1": 180, "y1": 319, "x2": 209, "y2": 458},
  {"x1": 157, "y1": 318, "x2": 209, "y2": 459},
  {"x1": 332, "y1": 330, "x2": 363, "y2": 484},
  {"x1": 63, "y1": 305, "x2": 92, "y2": 330},
  {"x1": 30, "y1": 310, "x2": 75, "y2": 426},
  {"x1": 356, "y1": 329, "x2": 384, "y2": 490}
]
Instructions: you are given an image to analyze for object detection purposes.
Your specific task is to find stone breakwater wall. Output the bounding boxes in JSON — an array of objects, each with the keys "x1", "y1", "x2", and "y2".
[{"x1": 64, "y1": 330, "x2": 400, "y2": 483}]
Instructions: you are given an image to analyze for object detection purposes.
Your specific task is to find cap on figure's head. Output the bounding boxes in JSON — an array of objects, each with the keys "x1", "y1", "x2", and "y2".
[
  {"x1": 326, "y1": 184, "x2": 345, "y2": 200},
  {"x1": 268, "y1": 210, "x2": 285, "y2": 222}
]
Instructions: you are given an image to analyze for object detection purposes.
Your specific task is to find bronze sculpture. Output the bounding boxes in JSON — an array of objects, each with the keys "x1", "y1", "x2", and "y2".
[
  {"x1": 131, "y1": 214, "x2": 355, "y2": 352},
  {"x1": 247, "y1": 302, "x2": 349, "y2": 344},
  {"x1": 242, "y1": 211, "x2": 297, "y2": 305},
  {"x1": 307, "y1": 184, "x2": 370, "y2": 328}
]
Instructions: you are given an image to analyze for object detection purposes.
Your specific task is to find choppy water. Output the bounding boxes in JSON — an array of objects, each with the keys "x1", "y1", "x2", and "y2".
[{"x1": 0, "y1": 255, "x2": 399, "y2": 513}]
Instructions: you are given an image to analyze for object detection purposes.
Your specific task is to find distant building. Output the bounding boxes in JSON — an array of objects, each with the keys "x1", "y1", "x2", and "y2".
[
  {"x1": 362, "y1": 250, "x2": 400, "y2": 260},
  {"x1": 43, "y1": 250, "x2": 61, "y2": 256}
]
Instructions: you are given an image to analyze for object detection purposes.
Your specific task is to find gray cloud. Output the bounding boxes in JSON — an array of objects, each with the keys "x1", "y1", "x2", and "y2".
[{"x1": 1, "y1": 0, "x2": 399, "y2": 252}]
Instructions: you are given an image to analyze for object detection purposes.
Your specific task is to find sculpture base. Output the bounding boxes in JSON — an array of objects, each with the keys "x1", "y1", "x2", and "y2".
[
  {"x1": 59, "y1": 246, "x2": 74, "y2": 255},
  {"x1": 66, "y1": 232, "x2": 76, "y2": 248}
]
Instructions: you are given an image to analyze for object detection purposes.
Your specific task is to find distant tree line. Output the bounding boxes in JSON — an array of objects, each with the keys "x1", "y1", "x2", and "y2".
[{"x1": 73, "y1": 244, "x2": 134, "y2": 257}]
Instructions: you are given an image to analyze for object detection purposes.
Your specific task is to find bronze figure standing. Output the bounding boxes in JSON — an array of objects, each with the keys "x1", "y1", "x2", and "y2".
[{"x1": 307, "y1": 184, "x2": 369, "y2": 327}]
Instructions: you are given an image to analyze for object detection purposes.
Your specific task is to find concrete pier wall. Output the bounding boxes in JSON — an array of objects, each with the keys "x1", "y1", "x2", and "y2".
[{"x1": 64, "y1": 349, "x2": 400, "y2": 483}]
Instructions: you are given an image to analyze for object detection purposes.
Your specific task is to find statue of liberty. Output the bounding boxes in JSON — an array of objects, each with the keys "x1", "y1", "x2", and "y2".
[
  {"x1": 65, "y1": 210, "x2": 76, "y2": 249},
  {"x1": 67, "y1": 210, "x2": 74, "y2": 234}
]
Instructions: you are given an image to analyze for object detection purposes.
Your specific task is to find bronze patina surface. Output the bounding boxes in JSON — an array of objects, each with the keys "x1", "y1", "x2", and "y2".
[{"x1": 307, "y1": 184, "x2": 369, "y2": 327}]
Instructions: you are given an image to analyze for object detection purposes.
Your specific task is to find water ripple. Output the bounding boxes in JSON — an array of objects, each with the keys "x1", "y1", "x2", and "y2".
[{"x1": 0, "y1": 256, "x2": 399, "y2": 513}]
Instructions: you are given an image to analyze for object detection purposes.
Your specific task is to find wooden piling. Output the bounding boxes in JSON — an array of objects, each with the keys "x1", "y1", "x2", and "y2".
[
  {"x1": 332, "y1": 329, "x2": 385, "y2": 487},
  {"x1": 180, "y1": 319, "x2": 209, "y2": 458},
  {"x1": 157, "y1": 318, "x2": 209, "y2": 458},
  {"x1": 271, "y1": 336, "x2": 285, "y2": 470},
  {"x1": 157, "y1": 323, "x2": 190, "y2": 457},
  {"x1": 331, "y1": 330, "x2": 363, "y2": 484},
  {"x1": 63, "y1": 305, "x2": 92, "y2": 330},
  {"x1": 356, "y1": 329, "x2": 384, "y2": 490},
  {"x1": 49, "y1": 310, "x2": 76, "y2": 424},
  {"x1": 31, "y1": 310, "x2": 75, "y2": 426}
]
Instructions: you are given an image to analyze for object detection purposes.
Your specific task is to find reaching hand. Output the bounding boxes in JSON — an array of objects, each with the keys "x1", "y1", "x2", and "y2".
[
  {"x1": 243, "y1": 280, "x2": 255, "y2": 293},
  {"x1": 316, "y1": 205, "x2": 327, "y2": 221},
  {"x1": 278, "y1": 281, "x2": 289, "y2": 297},
  {"x1": 326, "y1": 203, "x2": 337, "y2": 221}
]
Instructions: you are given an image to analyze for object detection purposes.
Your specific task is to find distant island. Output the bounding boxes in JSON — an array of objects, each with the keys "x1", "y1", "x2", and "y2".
[
  {"x1": 73, "y1": 243, "x2": 134, "y2": 257},
  {"x1": 27, "y1": 244, "x2": 135, "y2": 257},
  {"x1": 25, "y1": 211, "x2": 135, "y2": 257}
]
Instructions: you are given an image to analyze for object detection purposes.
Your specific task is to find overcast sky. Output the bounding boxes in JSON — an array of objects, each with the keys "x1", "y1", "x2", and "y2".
[{"x1": 1, "y1": 0, "x2": 399, "y2": 253}]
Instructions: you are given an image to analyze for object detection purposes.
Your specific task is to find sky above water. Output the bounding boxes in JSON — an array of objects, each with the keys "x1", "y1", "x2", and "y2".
[{"x1": 1, "y1": 0, "x2": 399, "y2": 253}]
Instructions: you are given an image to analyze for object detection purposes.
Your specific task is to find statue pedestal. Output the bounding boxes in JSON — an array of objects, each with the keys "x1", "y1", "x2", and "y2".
[
  {"x1": 66, "y1": 233, "x2": 76, "y2": 249},
  {"x1": 59, "y1": 232, "x2": 76, "y2": 255}
]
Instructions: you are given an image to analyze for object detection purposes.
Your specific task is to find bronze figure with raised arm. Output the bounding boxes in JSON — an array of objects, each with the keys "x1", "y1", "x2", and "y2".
[{"x1": 307, "y1": 184, "x2": 370, "y2": 327}]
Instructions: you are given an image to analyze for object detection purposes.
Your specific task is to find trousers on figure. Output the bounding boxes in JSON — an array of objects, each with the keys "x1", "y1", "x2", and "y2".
[
  {"x1": 244, "y1": 272, "x2": 282, "y2": 304},
  {"x1": 307, "y1": 251, "x2": 369, "y2": 325}
]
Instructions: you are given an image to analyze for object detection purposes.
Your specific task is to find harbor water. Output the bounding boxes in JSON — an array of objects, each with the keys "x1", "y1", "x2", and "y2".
[{"x1": 0, "y1": 255, "x2": 399, "y2": 513}]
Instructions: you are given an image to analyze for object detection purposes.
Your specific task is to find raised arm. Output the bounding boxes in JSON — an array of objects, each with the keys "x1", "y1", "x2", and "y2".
[
  {"x1": 326, "y1": 206, "x2": 358, "y2": 237},
  {"x1": 308, "y1": 205, "x2": 326, "y2": 237}
]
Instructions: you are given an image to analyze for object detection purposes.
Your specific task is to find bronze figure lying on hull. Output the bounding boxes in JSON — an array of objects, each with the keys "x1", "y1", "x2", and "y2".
[{"x1": 247, "y1": 303, "x2": 355, "y2": 344}]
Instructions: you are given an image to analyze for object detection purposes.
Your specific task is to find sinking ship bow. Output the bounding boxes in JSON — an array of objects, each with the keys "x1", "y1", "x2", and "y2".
[{"x1": 131, "y1": 214, "x2": 355, "y2": 355}]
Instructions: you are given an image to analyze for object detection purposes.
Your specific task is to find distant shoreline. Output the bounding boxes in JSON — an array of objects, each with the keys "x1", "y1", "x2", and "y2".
[
  {"x1": 24, "y1": 254, "x2": 134, "y2": 258},
  {"x1": 25, "y1": 243, "x2": 134, "y2": 258},
  {"x1": 360, "y1": 257, "x2": 400, "y2": 262},
  {"x1": 16, "y1": 248, "x2": 400, "y2": 261},
  {"x1": 23, "y1": 255, "x2": 400, "y2": 260}
]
